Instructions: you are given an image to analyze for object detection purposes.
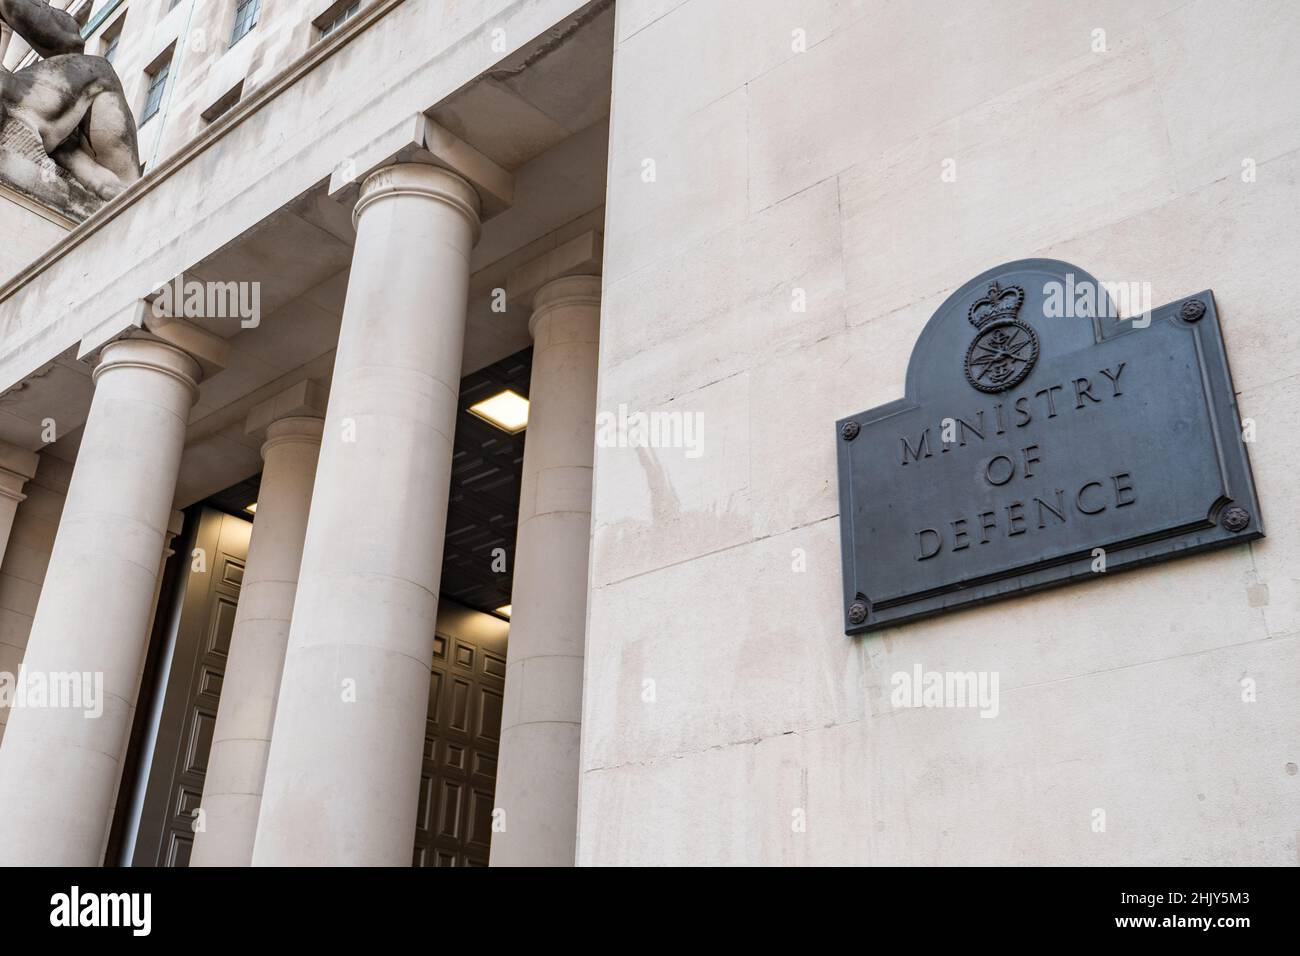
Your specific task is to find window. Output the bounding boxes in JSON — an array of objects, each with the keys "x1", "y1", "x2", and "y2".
[
  {"x1": 202, "y1": 81, "x2": 244, "y2": 124},
  {"x1": 141, "y1": 61, "x2": 170, "y2": 124},
  {"x1": 100, "y1": 12, "x2": 127, "y2": 65},
  {"x1": 318, "y1": 1, "x2": 360, "y2": 41},
  {"x1": 230, "y1": 0, "x2": 262, "y2": 46}
]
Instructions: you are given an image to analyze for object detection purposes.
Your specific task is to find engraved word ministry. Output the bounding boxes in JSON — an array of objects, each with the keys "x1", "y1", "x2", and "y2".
[{"x1": 899, "y1": 361, "x2": 1133, "y2": 560}]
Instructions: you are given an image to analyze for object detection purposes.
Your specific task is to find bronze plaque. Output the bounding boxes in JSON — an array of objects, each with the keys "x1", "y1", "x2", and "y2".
[{"x1": 836, "y1": 259, "x2": 1262, "y2": 634}]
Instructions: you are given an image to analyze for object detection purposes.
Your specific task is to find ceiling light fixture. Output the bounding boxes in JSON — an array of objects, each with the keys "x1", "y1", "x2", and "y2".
[{"x1": 468, "y1": 389, "x2": 529, "y2": 434}]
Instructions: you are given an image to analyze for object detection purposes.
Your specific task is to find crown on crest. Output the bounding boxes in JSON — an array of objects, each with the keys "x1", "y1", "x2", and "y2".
[{"x1": 967, "y1": 281, "x2": 1025, "y2": 329}]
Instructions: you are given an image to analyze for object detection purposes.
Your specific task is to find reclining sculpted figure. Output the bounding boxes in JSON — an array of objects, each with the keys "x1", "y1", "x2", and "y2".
[{"x1": 0, "y1": 0, "x2": 140, "y2": 200}]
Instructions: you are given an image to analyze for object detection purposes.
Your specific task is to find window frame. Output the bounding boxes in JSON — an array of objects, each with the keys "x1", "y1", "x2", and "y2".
[
  {"x1": 229, "y1": 0, "x2": 263, "y2": 47},
  {"x1": 140, "y1": 59, "x2": 171, "y2": 125},
  {"x1": 317, "y1": 1, "x2": 361, "y2": 42},
  {"x1": 99, "y1": 9, "x2": 127, "y2": 63}
]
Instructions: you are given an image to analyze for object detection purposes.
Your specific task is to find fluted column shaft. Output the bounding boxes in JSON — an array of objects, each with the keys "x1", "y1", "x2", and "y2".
[
  {"x1": 0, "y1": 339, "x2": 200, "y2": 865},
  {"x1": 490, "y1": 275, "x2": 601, "y2": 866},
  {"x1": 192, "y1": 415, "x2": 323, "y2": 866},
  {"x1": 253, "y1": 164, "x2": 480, "y2": 865}
]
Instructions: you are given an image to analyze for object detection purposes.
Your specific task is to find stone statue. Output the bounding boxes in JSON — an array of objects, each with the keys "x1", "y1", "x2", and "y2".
[{"x1": 0, "y1": 0, "x2": 140, "y2": 205}]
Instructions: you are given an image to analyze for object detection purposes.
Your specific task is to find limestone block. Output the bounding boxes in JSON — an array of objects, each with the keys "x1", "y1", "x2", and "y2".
[
  {"x1": 599, "y1": 176, "x2": 844, "y2": 409},
  {"x1": 747, "y1": 294, "x2": 938, "y2": 538},
  {"x1": 0, "y1": 606, "x2": 31, "y2": 651},
  {"x1": 1146, "y1": 0, "x2": 1300, "y2": 194},
  {"x1": 29, "y1": 454, "x2": 72, "y2": 496},
  {"x1": 506, "y1": 230, "x2": 602, "y2": 306},
  {"x1": 614, "y1": 0, "x2": 688, "y2": 44},
  {"x1": 611, "y1": 0, "x2": 867, "y2": 139},
  {"x1": 745, "y1": 0, "x2": 1185, "y2": 214},
  {"x1": 578, "y1": 726, "x2": 818, "y2": 866},
  {"x1": 0, "y1": 571, "x2": 40, "y2": 618},
  {"x1": 589, "y1": 371, "x2": 750, "y2": 586},
  {"x1": 1235, "y1": 374, "x2": 1300, "y2": 638},
  {"x1": 602, "y1": 89, "x2": 747, "y2": 285},
  {"x1": 0, "y1": 541, "x2": 50, "y2": 587},
  {"x1": 243, "y1": 379, "x2": 329, "y2": 438},
  {"x1": 433, "y1": 78, "x2": 574, "y2": 170},
  {"x1": 583, "y1": 518, "x2": 865, "y2": 770},
  {"x1": 0, "y1": 637, "x2": 22, "y2": 676},
  {"x1": 0, "y1": 182, "x2": 73, "y2": 286},
  {"x1": 860, "y1": 546, "x2": 1269, "y2": 716},
  {"x1": 861, "y1": 635, "x2": 1299, "y2": 866},
  {"x1": 1044, "y1": 149, "x2": 1300, "y2": 400},
  {"x1": 581, "y1": 634, "x2": 1298, "y2": 865},
  {"x1": 838, "y1": 45, "x2": 1177, "y2": 324},
  {"x1": 5, "y1": 505, "x2": 60, "y2": 554}
]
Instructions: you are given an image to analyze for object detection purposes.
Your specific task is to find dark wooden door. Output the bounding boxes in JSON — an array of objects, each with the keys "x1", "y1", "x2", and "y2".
[
  {"x1": 132, "y1": 508, "x2": 250, "y2": 867},
  {"x1": 413, "y1": 607, "x2": 508, "y2": 866},
  {"x1": 129, "y1": 507, "x2": 505, "y2": 866}
]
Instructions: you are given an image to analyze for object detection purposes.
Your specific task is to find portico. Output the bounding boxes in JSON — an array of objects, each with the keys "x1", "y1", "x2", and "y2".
[{"x1": 0, "y1": 0, "x2": 614, "y2": 867}]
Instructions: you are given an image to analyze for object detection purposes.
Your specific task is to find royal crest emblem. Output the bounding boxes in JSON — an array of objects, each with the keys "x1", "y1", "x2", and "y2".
[{"x1": 963, "y1": 281, "x2": 1039, "y2": 393}]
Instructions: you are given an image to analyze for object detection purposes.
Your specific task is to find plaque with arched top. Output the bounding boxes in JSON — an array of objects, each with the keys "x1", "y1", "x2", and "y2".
[{"x1": 835, "y1": 259, "x2": 1263, "y2": 634}]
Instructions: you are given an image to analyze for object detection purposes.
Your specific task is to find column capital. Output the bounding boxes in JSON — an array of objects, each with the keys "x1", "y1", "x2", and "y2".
[
  {"x1": 92, "y1": 338, "x2": 203, "y2": 401},
  {"x1": 162, "y1": 509, "x2": 185, "y2": 560},
  {"x1": 0, "y1": 440, "x2": 40, "y2": 503},
  {"x1": 0, "y1": 441, "x2": 38, "y2": 575},
  {"x1": 78, "y1": 303, "x2": 230, "y2": 382},
  {"x1": 0, "y1": 470, "x2": 29, "y2": 505},
  {"x1": 245, "y1": 380, "x2": 328, "y2": 446},
  {"x1": 261, "y1": 417, "x2": 325, "y2": 459},
  {"x1": 328, "y1": 114, "x2": 513, "y2": 219},
  {"x1": 507, "y1": 230, "x2": 603, "y2": 311},
  {"x1": 353, "y1": 163, "x2": 481, "y2": 240},
  {"x1": 529, "y1": 275, "x2": 602, "y2": 338}
]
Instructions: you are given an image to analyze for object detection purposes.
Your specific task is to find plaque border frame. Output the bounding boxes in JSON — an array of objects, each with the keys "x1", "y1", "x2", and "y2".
[{"x1": 835, "y1": 259, "x2": 1264, "y2": 635}]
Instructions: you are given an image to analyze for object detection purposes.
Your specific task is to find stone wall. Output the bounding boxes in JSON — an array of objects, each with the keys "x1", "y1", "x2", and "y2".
[
  {"x1": 578, "y1": 0, "x2": 1300, "y2": 865},
  {"x1": 0, "y1": 185, "x2": 74, "y2": 287},
  {"x1": 96, "y1": 0, "x2": 361, "y2": 167}
]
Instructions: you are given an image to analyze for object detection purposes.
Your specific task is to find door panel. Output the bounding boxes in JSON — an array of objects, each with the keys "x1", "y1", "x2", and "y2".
[
  {"x1": 131, "y1": 508, "x2": 250, "y2": 867},
  {"x1": 131, "y1": 506, "x2": 507, "y2": 866},
  {"x1": 414, "y1": 613, "x2": 508, "y2": 867}
]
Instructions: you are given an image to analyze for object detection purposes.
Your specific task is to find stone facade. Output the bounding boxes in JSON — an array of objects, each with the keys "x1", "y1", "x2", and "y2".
[
  {"x1": 577, "y1": 0, "x2": 1300, "y2": 866},
  {"x1": 0, "y1": 0, "x2": 1295, "y2": 866}
]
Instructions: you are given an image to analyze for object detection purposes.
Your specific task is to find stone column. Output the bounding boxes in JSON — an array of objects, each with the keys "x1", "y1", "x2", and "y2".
[
  {"x1": 0, "y1": 443, "x2": 39, "y2": 754},
  {"x1": 252, "y1": 164, "x2": 480, "y2": 866},
  {"x1": 490, "y1": 275, "x2": 601, "y2": 866},
  {"x1": 100, "y1": 508, "x2": 186, "y2": 865},
  {"x1": 192, "y1": 408, "x2": 323, "y2": 867},
  {"x1": 0, "y1": 338, "x2": 202, "y2": 866}
]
